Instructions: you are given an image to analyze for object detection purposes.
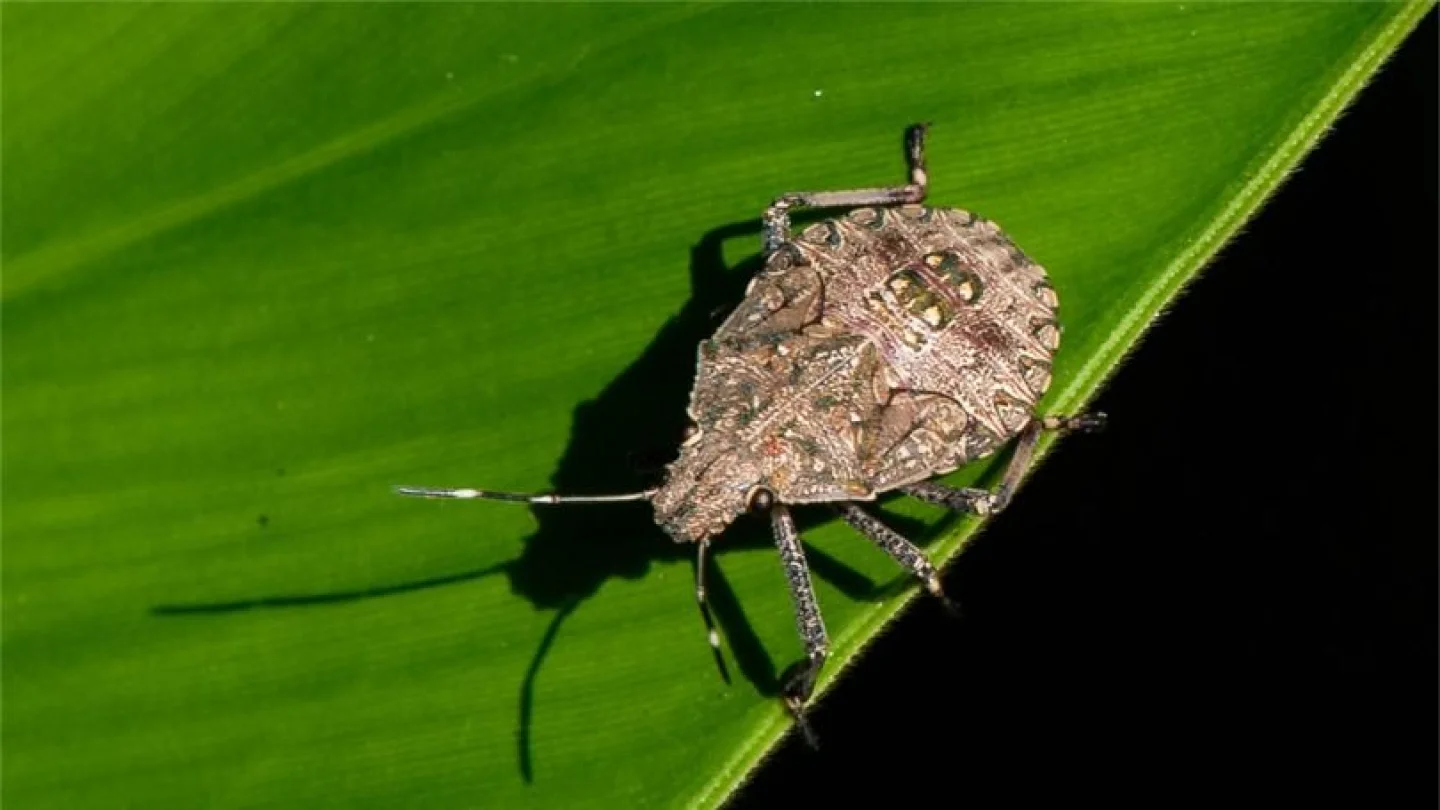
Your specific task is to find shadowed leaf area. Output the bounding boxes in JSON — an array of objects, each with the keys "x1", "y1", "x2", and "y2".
[{"x1": 4, "y1": 3, "x2": 1432, "y2": 807}]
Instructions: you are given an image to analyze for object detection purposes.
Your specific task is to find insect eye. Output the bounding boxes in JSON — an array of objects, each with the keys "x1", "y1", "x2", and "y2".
[{"x1": 747, "y1": 487, "x2": 775, "y2": 512}]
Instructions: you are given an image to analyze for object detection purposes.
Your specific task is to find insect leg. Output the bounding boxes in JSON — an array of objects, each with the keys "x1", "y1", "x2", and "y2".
[
  {"x1": 835, "y1": 503, "x2": 961, "y2": 616},
  {"x1": 990, "y1": 411, "x2": 1105, "y2": 511},
  {"x1": 762, "y1": 123, "x2": 931, "y2": 254},
  {"x1": 1039, "y1": 412, "x2": 1107, "y2": 434},
  {"x1": 771, "y1": 503, "x2": 827, "y2": 742},
  {"x1": 902, "y1": 480, "x2": 1001, "y2": 516},
  {"x1": 902, "y1": 411, "x2": 1107, "y2": 516},
  {"x1": 694, "y1": 539, "x2": 730, "y2": 682}
]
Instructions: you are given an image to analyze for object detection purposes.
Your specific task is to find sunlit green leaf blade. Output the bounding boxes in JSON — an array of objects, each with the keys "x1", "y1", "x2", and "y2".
[{"x1": 4, "y1": 3, "x2": 1431, "y2": 808}]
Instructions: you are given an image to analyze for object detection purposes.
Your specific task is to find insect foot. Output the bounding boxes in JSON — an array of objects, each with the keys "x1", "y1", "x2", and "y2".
[
  {"x1": 1044, "y1": 411, "x2": 1108, "y2": 434},
  {"x1": 781, "y1": 653, "x2": 826, "y2": 749}
]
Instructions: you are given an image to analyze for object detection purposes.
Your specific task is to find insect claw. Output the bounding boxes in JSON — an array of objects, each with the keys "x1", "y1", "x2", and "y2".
[
  {"x1": 781, "y1": 684, "x2": 821, "y2": 750},
  {"x1": 1042, "y1": 411, "x2": 1107, "y2": 434},
  {"x1": 985, "y1": 486, "x2": 1012, "y2": 515},
  {"x1": 924, "y1": 575, "x2": 964, "y2": 618},
  {"x1": 789, "y1": 705, "x2": 820, "y2": 750}
]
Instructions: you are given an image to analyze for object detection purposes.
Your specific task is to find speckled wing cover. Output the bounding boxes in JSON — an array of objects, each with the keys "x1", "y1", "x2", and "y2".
[{"x1": 689, "y1": 204, "x2": 1060, "y2": 504}]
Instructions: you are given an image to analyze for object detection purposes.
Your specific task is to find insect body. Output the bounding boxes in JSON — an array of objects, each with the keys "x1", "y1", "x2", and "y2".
[{"x1": 397, "y1": 124, "x2": 1102, "y2": 738}]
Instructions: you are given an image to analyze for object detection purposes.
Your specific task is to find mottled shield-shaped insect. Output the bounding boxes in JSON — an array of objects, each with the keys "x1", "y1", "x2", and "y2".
[{"x1": 398, "y1": 124, "x2": 1102, "y2": 739}]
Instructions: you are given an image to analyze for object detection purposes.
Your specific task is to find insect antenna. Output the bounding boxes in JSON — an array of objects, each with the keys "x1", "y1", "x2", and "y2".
[{"x1": 393, "y1": 485, "x2": 656, "y2": 505}]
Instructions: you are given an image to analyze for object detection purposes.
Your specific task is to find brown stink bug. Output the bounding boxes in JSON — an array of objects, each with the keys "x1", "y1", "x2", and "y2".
[{"x1": 397, "y1": 124, "x2": 1103, "y2": 739}]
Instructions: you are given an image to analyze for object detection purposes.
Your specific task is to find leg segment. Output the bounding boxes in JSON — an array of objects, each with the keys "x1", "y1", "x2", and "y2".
[
  {"x1": 902, "y1": 411, "x2": 1107, "y2": 516},
  {"x1": 695, "y1": 540, "x2": 720, "y2": 652},
  {"x1": 762, "y1": 123, "x2": 931, "y2": 254},
  {"x1": 693, "y1": 540, "x2": 731, "y2": 682},
  {"x1": 835, "y1": 503, "x2": 958, "y2": 615},
  {"x1": 902, "y1": 480, "x2": 999, "y2": 516},
  {"x1": 771, "y1": 503, "x2": 828, "y2": 734}
]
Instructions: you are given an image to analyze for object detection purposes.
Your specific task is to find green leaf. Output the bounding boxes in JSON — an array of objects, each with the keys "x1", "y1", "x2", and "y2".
[{"x1": 4, "y1": 3, "x2": 1431, "y2": 807}]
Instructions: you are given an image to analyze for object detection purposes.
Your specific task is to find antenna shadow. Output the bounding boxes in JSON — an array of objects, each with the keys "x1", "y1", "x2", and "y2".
[{"x1": 151, "y1": 218, "x2": 944, "y2": 783}]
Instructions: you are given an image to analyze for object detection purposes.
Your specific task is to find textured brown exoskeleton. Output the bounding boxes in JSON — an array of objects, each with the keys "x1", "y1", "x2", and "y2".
[{"x1": 397, "y1": 124, "x2": 1103, "y2": 741}]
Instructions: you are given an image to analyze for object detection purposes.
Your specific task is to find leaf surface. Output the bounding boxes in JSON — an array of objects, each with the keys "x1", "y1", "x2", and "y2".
[{"x1": 4, "y1": 3, "x2": 1431, "y2": 807}]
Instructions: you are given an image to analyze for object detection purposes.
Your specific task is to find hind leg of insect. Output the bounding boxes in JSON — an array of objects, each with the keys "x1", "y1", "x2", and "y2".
[
  {"x1": 834, "y1": 503, "x2": 961, "y2": 616},
  {"x1": 770, "y1": 503, "x2": 827, "y2": 745},
  {"x1": 761, "y1": 123, "x2": 931, "y2": 254},
  {"x1": 902, "y1": 412, "x2": 1107, "y2": 516}
]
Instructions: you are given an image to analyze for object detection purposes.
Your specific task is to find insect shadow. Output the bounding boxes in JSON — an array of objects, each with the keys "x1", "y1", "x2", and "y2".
[{"x1": 151, "y1": 218, "x2": 933, "y2": 783}]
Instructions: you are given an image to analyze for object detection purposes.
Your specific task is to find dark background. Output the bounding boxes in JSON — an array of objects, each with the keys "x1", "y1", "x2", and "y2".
[{"x1": 735, "y1": 12, "x2": 1437, "y2": 808}]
